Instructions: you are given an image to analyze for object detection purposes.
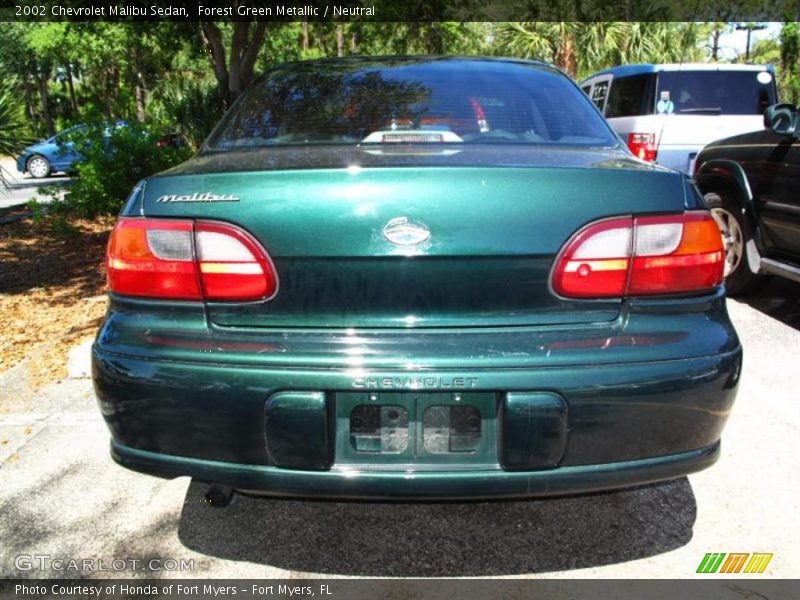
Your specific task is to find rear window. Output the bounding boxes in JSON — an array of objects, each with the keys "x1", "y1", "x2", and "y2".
[
  {"x1": 656, "y1": 70, "x2": 776, "y2": 115},
  {"x1": 606, "y1": 74, "x2": 652, "y2": 118},
  {"x1": 589, "y1": 80, "x2": 609, "y2": 111},
  {"x1": 206, "y1": 59, "x2": 617, "y2": 150}
]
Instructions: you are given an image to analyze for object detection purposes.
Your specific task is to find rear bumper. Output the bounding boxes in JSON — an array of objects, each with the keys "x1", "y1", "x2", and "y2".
[
  {"x1": 111, "y1": 438, "x2": 721, "y2": 500},
  {"x1": 93, "y1": 307, "x2": 741, "y2": 498},
  {"x1": 655, "y1": 146, "x2": 701, "y2": 173}
]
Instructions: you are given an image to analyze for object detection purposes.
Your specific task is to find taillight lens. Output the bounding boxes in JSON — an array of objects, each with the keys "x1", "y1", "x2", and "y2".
[
  {"x1": 552, "y1": 213, "x2": 724, "y2": 298},
  {"x1": 106, "y1": 218, "x2": 277, "y2": 301},
  {"x1": 627, "y1": 132, "x2": 657, "y2": 162},
  {"x1": 195, "y1": 222, "x2": 275, "y2": 301}
]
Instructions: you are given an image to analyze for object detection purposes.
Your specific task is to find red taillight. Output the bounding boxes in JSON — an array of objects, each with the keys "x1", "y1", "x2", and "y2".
[
  {"x1": 195, "y1": 221, "x2": 275, "y2": 301},
  {"x1": 106, "y1": 218, "x2": 277, "y2": 302},
  {"x1": 552, "y1": 213, "x2": 724, "y2": 298},
  {"x1": 627, "y1": 132, "x2": 657, "y2": 162}
]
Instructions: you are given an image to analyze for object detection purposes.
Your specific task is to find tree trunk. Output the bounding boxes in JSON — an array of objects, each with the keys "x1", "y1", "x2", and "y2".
[
  {"x1": 200, "y1": 22, "x2": 230, "y2": 104},
  {"x1": 237, "y1": 22, "x2": 267, "y2": 99},
  {"x1": 711, "y1": 27, "x2": 721, "y2": 61},
  {"x1": 134, "y1": 81, "x2": 146, "y2": 122},
  {"x1": 33, "y1": 68, "x2": 55, "y2": 137},
  {"x1": 201, "y1": 20, "x2": 267, "y2": 107},
  {"x1": 108, "y1": 64, "x2": 120, "y2": 117},
  {"x1": 336, "y1": 24, "x2": 344, "y2": 57},
  {"x1": 556, "y1": 34, "x2": 577, "y2": 79},
  {"x1": 301, "y1": 19, "x2": 309, "y2": 51},
  {"x1": 132, "y1": 49, "x2": 146, "y2": 122},
  {"x1": 65, "y1": 64, "x2": 78, "y2": 114},
  {"x1": 426, "y1": 25, "x2": 441, "y2": 54},
  {"x1": 21, "y1": 75, "x2": 41, "y2": 139}
]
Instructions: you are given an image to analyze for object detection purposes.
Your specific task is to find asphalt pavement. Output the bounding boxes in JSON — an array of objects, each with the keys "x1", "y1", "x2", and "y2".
[{"x1": 0, "y1": 280, "x2": 798, "y2": 579}]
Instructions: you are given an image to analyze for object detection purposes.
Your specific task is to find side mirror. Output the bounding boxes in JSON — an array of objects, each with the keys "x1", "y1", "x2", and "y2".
[{"x1": 764, "y1": 103, "x2": 798, "y2": 136}]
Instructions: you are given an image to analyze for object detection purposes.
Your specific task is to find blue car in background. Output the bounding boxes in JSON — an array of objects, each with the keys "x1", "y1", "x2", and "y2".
[
  {"x1": 16, "y1": 121, "x2": 138, "y2": 179},
  {"x1": 16, "y1": 124, "x2": 88, "y2": 179}
]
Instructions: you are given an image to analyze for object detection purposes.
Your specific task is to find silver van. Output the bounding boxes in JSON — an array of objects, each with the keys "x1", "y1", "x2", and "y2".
[{"x1": 580, "y1": 63, "x2": 777, "y2": 172}]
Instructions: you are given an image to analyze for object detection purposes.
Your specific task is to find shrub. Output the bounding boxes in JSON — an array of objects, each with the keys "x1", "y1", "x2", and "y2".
[
  {"x1": 43, "y1": 121, "x2": 192, "y2": 218},
  {"x1": 147, "y1": 76, "x2": 225, "y2": 150}
]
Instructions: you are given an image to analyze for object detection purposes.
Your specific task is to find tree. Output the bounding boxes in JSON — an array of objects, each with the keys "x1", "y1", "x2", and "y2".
[
  {"x1": 498, "y1": 22, "x2": 701, "y2": 80},
  {"x1": 780, "y1": 22, "x2": 799, "y2": 104},
  {"x1": 0, "y1": 23, "x2": 57, "y2": 137},
  {"x1": 199, "y1": 18, "x2": 268, "y2": 106}
]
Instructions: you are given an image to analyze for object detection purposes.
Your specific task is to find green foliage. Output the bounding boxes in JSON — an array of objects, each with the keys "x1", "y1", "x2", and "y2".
[
  {"x1": 147, "y1": 75, "x2": 225, "y2": 149},
  {"x1": 497, "y1": 22, "x2": 703, "y2": 79},
  {"x1": 780, "y1": 22, "x2": 799, "y2": 104},
  {"x1": 46, "y1": 121, "x2": 191, "y2": 218},
  {"x1": 47, "y1": 215, "x2": 80, "y2": 238},
  {"x1": 0, "y1": 83, "x2": 30, "y2": 156},
  {"x1": 26, "y1": 198, "x2": 47, "y2": 223}
]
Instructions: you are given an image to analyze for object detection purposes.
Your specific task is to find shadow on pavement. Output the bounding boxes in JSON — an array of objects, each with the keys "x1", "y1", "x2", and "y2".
[
  {"x1": 742, "y1": 277, "x2": 800, "y2": 331},
  {"x1": 9, "y1": 172, "x2": 72, "y2": 191},
  {"x1": 178, "y1": 478, "x2": 696, "y2": 576}
]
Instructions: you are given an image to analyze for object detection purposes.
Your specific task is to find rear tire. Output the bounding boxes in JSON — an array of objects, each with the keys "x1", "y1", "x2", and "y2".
[
  {"x1": 27, "y1": 155, "x2": 51, "y2": 179},
  {"x1": 705, "y1": 192, "x2": 764, "y2": 296}
]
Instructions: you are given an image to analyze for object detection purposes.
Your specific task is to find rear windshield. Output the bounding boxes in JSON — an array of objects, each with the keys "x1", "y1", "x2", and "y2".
[
  {"x1": 205, "y1": 59, "x2": 617, "y2": 150},
  {"x1": 656, "y1": 70, "x2": 776, "y2": 115}
]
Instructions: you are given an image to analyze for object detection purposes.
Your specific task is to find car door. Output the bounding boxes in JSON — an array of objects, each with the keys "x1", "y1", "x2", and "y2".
[
  {"x1": 755, "y1": 130, "x2": 800, "y2": 259},
  {"x1": 51, "y1": 126, "x2": 87, "y2": 171}
]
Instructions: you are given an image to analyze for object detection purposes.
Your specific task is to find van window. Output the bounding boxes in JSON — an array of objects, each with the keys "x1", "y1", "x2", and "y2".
[
  {"x1": 606, "y1": 75, "x2": 652, "y2": 118},
  {"x1": 589, "y1": 81, "x2": 609, "y2": 111},
  {"x1": 656, "y1": 70, "x2": 777, "y2": 115}
]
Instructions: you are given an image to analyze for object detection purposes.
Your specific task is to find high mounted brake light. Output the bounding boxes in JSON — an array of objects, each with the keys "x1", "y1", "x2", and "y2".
[
  {"x1": 106, "y1": 218, "x2": 277, "y2": 301},
  {"x1": 552, "y1": 213, "x2": 724, "y2": 298}
]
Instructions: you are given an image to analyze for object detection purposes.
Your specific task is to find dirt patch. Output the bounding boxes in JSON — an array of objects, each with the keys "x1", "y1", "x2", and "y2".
[{"x1": 0, "y1": 217, "x2": 113, "y2": 387}]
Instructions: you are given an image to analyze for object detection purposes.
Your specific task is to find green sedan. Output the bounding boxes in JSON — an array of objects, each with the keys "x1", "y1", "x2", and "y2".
[{"x1": 92, "y1": 57, "x2": 740, "y2": 503}]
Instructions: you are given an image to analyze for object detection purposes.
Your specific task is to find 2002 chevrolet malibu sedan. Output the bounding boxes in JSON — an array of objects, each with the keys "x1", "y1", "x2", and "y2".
[{"x1": 92, "y1": 57, "x2": 741, "y2": 500}]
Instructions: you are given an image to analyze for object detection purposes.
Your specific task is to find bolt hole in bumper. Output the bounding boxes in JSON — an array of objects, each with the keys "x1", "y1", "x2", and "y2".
[{"x1": 94, "y1": 343, "x2": 740, "y2": 500}]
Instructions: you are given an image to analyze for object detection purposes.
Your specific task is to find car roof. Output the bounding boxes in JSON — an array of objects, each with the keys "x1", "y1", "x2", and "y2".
[
  {"x1": 581, "y1": 62, "x2": 775, "y2": 83},
  {"x1": 269, "y1": 55, "x2": 561, "y2": 75}
]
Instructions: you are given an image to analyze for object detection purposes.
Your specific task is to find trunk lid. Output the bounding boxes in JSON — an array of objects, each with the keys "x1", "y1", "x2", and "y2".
[{"x1": 138, "y1": 146, "x2": 685, "y2": 329}]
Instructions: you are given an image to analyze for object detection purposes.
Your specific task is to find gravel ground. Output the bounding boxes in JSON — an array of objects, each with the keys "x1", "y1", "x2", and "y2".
[{"x1": 0, "y1": 280, "x2": 798, "y2": 579}]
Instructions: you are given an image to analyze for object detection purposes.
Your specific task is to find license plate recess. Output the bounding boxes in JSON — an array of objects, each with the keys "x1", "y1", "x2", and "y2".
[{"x1": 334, "y1": 392, "x2": 498, "y2": 467}]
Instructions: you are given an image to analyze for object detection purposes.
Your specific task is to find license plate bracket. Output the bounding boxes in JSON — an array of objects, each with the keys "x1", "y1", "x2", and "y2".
[{"x1": 335, "y1": 392, "x2": 498, "y2": 467}]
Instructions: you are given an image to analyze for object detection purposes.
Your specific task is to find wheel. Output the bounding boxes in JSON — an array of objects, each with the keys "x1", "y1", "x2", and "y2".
[
  {"x1": 27, "y1": 155, "x2": 51, "y2": 179},
  {"x1": 705, "y1": 192, "x2": 764, "y2": 296}
]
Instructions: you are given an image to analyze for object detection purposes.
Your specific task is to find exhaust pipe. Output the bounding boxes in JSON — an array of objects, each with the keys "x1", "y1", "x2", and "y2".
[{"x1": 204, "y1": 484, "x2": 234, "y2": 507}]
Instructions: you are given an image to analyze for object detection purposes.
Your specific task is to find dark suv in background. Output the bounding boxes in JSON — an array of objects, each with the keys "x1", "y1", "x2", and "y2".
[{"x1": 694, "y1": 103, "x2": 800, "y2": 295}]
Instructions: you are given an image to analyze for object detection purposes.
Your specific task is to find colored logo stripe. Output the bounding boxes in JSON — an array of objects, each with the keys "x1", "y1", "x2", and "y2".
[
  {"x1": 744, "y1": 553, "x2": 773, "y2": 574},
  {"x1": 720, "y1": 553, "x2": 749, "y2": 573},
  {"x1": 697, "y1": 552, "x2": 773, "y2": 574},
  {"x1": 697, "y1": 553, "x2": 726, "y2": 573}
]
